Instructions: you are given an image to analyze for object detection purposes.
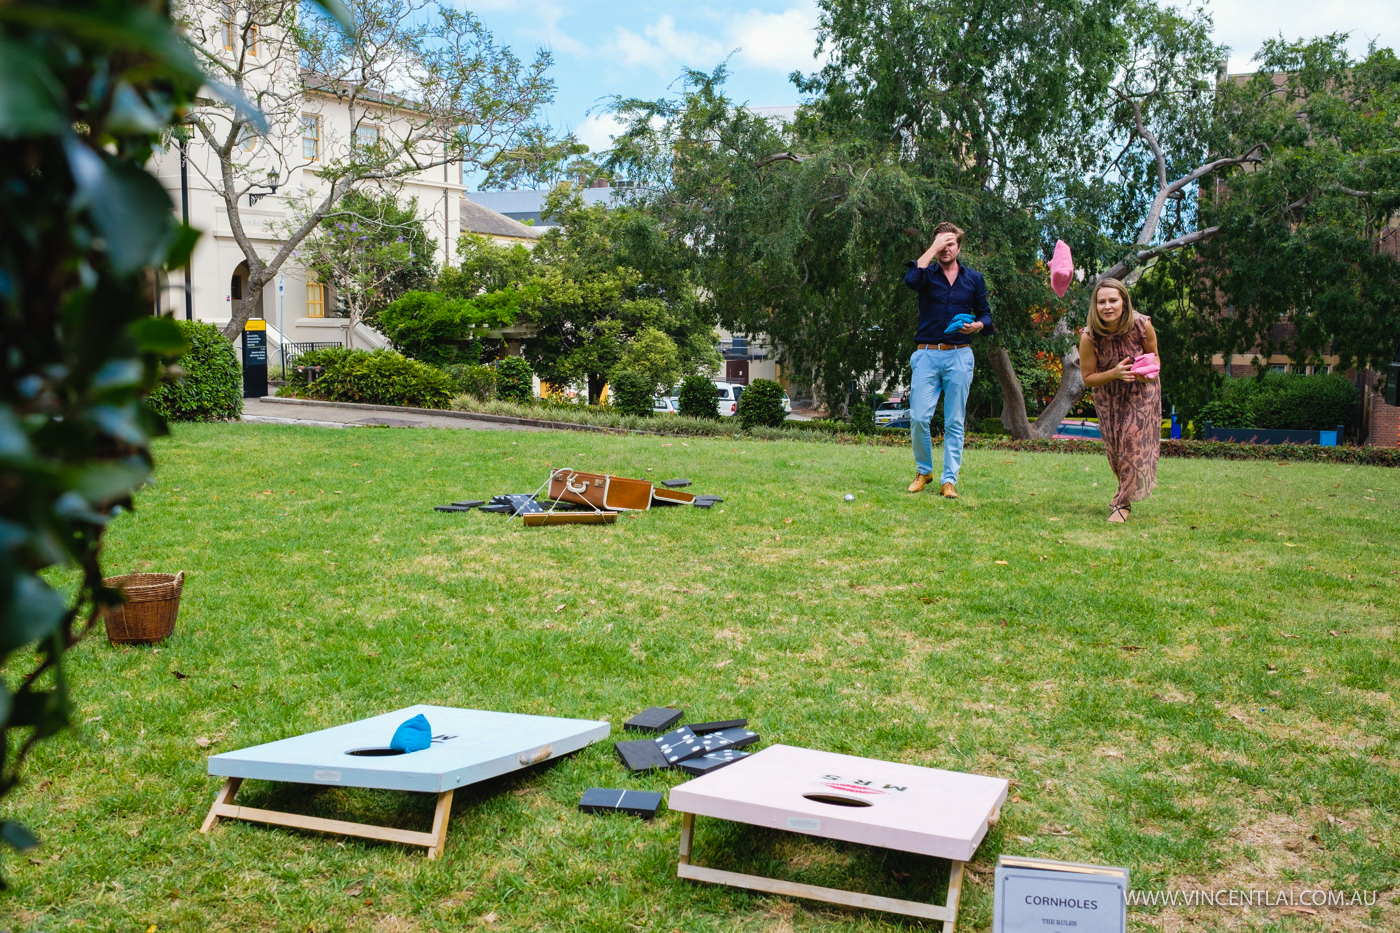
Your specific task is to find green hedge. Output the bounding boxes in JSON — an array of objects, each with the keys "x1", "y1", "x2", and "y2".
[
  {"x1": 444, "y1": 363, "x2": 498, "y2": 400},
  {"x1": 737, "y1": 379, "x2": 787, "y2": 428},
  {"x1": 278, "y1": 348, "x2": 453, "y2": 408},
  {"x1": 494, "y1": 356, "x2": 533, "y2": 404},
  {"x1": 608, "y1": 369, "x2": 654, "y2": 416},
  {"x1": 676, "y1": 374, "x2": 719, "y2": 419},
  {"x1": 147, "y1": 320, "x2": 243, "y2": 421},
  {"x1": 1200, "y1": 373, "x2": 1358, "y2": 431}
]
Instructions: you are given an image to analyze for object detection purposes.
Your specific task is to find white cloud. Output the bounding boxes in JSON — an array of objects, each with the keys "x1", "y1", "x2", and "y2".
[
  {"x1": 607, "y1": 4, "x2": 825, "y2": 76},
  {"x1": 1168, "y1": 0, "x2": 1400, "y2": 71},
  {"x1": 574, "y1": 113, "x2": 628, "y2": 154},
  {"x1": 727, "y1": 3, "x2": 826, "y2": 72},
  {"x1": 614, "y1": 15, "x2": 726, "y2": 72}
]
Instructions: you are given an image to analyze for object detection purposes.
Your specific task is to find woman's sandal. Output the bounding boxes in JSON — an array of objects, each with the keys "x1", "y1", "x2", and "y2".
[{"x1": 1108, "y1": 505, "x2": 1130, "y2": 523}]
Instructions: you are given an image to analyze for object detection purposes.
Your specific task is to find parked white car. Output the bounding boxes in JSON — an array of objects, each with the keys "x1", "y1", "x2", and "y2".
[
  {"x1": 874, "y1": 399, "x2": 910, "y2": 424},
  {"x1": 714, "y1": 382, "x2": 744, "y2": 417},
  {"x1": 713, "y1": 382, "x2": 792, "y2": 417},
  {"x1": 652, "y1": 397, "x2": 679, "y2": 415}
]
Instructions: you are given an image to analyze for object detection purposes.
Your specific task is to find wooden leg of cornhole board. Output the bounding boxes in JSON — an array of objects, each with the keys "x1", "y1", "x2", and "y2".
[
  {"x1": 427, "y1": 789, "x2": 454, "y2": 860},
  {"x1": 201, "y1": 777, "x2": 242, "y2": 834},
  {"x1": 942, "y1": 861, "x2": 965, "y2": 933},
  {"x1": 675, "y1": 814, "x2": 961, "y2": 925},
  {"x1": 201, "y1": 780, "x2": 455, "y2": 858}
]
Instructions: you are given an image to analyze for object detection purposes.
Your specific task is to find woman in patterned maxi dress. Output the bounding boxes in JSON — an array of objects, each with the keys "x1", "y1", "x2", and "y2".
[{"x1": 1078, "y1": 278, "x2": 1161, "y2": 522}]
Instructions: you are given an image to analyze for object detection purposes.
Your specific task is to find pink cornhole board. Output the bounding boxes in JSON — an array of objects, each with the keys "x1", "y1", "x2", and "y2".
[{"x1": 669, "y1": 744, "x2": 1008, "y2": 929}]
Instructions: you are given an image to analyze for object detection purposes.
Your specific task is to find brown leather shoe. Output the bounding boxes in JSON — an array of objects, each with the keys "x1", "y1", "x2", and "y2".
[
  {"x1": 907, "y1": 473, "x2": 933, "y2": 493},
  {"x1": 940, "y1": 483, "x2": 958, "y2": 499}
]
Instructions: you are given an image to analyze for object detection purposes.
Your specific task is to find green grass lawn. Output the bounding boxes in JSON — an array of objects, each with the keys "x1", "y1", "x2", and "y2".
[{"x1": 6, "y1": 423, "x2": 1399, "y2": 932}]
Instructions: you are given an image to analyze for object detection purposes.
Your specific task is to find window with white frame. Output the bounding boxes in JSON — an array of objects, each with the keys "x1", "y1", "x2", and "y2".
[
  {"x1": 354, "y1": 124, "x2": 380, "y2": 151},
  {"x1": 301, "y1": 114, "x2": 320, "y2": 161}
]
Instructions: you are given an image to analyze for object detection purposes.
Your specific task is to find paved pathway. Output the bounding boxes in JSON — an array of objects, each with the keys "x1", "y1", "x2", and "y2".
[{"x1": 241, "y1": 397, "x2": 545, "y2": 432}]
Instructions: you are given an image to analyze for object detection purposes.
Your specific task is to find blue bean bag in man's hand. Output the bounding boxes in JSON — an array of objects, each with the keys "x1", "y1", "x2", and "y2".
[
  {"x1": 390, "y1": 714, "x2": 432, "y2": 753},
  {"x1": 944, "y1": 313, "x2": 975, "y2": 334}
]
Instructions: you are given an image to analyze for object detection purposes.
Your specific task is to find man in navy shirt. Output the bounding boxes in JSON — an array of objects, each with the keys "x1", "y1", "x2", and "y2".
[{"x1": 903, "y1": 222, "x2": 993, "y2": 497}]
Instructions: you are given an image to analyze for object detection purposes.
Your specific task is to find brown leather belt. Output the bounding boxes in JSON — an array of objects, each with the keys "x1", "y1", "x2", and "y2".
[{"x1": 917, "y1": 343, "x2": 970, "y2": 350}]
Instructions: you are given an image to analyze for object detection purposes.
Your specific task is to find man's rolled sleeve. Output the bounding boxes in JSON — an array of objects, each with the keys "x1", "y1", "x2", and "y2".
[{"x1": 904, "y1": 262, "x2": 925, "y2": 290}]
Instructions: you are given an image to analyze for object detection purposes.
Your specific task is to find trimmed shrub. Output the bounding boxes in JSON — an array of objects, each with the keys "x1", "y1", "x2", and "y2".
[
  {"x1": 608, "y1": 369, "x2": 655, "y2": 416},
  {"x1": 444, "y1": 363, "x2": 498, "y2": 400},
  {"x1": 1198, "y1": 395, "x2": 1256, "y2": 429},
  {"x1": 282, "y1": 348, "x2": 453, "y2": 408},
  {"x1": 676, "y1": 374, "x2": 719, "y2": 419},
  {"x1": 281, "y1": 346, "x2": 355, "y2": 391},
  {"x1": 848, "y1": 402, "x2": 876, "y2": 434},
  {"x1": 1251, "y1": 373, "x2": 1357, "y2": 430},
  {"x1": 1200, "y1": 373, "x2": 1357, "y2": 431},
  {"x1": 494, "y1": 356, "x2": 534, "y2": 404},
  {"x1": 737, "y1": 379, "x2": 787, "y2": 429},
  {"x1": 981, "y1": 417, "x2": 1010, "y2": 436},
  {"x1": 147, "y1": 320, "x2": 243, "y2": 421}
]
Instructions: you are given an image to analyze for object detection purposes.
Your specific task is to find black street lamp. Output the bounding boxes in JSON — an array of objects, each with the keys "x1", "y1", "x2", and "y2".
[
  {"x1": 172, "y1": 125, "x2": 195, "y2": 321},
  {"x1": 248, "y1": 168, "x2": 280, "y2": 206}
]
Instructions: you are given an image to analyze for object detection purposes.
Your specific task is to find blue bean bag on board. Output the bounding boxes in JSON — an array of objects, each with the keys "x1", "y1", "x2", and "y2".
[{"x1": 390, "y1": 714, "x2": 432, "y2": 753}]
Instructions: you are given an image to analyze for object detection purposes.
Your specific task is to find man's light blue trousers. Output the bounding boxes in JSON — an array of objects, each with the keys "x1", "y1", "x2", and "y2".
[{"x1": 909, "y1": 346, "x2": 974, "y2": 484}]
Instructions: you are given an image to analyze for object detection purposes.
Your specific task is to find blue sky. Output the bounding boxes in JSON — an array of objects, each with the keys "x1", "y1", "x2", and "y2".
[{"x1": 464, "y1": 0, "x2": 1399, "y2": 172}]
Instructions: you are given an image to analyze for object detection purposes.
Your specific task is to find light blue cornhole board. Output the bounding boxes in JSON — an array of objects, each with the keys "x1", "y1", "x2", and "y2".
[{"x1": 200, "y1": 705, "x2": 610, "y2": 857}]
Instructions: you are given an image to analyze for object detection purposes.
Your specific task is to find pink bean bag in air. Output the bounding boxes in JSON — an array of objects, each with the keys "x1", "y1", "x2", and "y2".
[{"x1": 1049, "y1": 239, "x2": 1073, "y2": 297}]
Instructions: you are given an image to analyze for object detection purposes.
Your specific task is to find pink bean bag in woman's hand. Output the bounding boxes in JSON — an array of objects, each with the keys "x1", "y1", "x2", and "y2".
[
  {"x1": 1131, "y1": 353, "x2": 1160, "y2": 378},
  {"x1": 1049, "y1": 239, "x2": 1073, "y2": 297}
]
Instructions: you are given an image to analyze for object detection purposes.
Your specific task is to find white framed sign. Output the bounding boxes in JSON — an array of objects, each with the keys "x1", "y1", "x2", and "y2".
[{"x1": 994, "y1": 856, "x2": 1129, "y2": 933}]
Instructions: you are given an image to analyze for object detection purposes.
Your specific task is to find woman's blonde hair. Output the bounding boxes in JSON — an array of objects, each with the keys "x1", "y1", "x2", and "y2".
[{"x1": 1086, "y1": 278, "x2": 1136, "y2": 338}]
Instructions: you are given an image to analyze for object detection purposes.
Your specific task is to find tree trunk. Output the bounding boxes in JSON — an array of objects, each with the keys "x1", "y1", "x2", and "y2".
[
  {"x1": 1029, "y1": 315, "x2": 1086, "y2": 437},
  {"x1": 989, "y1": 346, "x2": 1033, "y2": 439},
  {"x1": 223, "y1": 274, "x2": 270, "y2": 340}
]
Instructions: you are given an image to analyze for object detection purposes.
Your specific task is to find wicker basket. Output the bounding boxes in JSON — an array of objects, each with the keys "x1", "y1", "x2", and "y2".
[{"x1": 102, "y1": 572, "x2": 184, "y2": 645}]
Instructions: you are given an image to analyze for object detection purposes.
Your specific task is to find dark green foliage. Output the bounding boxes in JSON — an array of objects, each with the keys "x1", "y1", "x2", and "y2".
[
  {"x1": 521, "y1": 188, "x2": 719, "y2": 404},
  {"x1": 304, "y1": 189, "x2": 437, "y2": 331},
  {"x1": 285, "y1": 349, "x2": 453, "y2": 409},
  {"x1": 848, "y1": 402, "x2": 876, "y2": 434},
  {"x1": 966, "y1": 436, "x2": 1400, "y2": 465},
  {"x1": 376, "y1": 290, "x2": 523, "y2": 365},
  {"x1": 982, "y1": 417, "x2": 1011, "y2": 436},
  {"x1": 441, "y1": 236, "x2": 538, "y2": 297},
  {"x1": 1197, "y1": 396, "x2": 1257, "y2": 429},
  {"x1": 444, "y1": 364, "x2": 498, "y2": 400},
  {"x1": 494, "y1": 356, "x2": 534, "y2": 404},
  {"x1": 0, "y1": 0, "x2": 245, "y2": 874},
  {"x1": 1200, "y1": 374, "x2": 1358, "y2": 431},
  {"x1": 279, "y1": 347, "x2": 355, "y2": 391},
  {"x1": 677, "y1": 374, "x2": 719, "y2": 419},
  {"x1": 737, "y1": 379, "x2": 787, "y2": 429},
  {"x1": 147, "y1": 321, "x2": 243, "y2": 422},
  {"x1": 608, "y1": 370, "x2": 654, "y2": 416}
]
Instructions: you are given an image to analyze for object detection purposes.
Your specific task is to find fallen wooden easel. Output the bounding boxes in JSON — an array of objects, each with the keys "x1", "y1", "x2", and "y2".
[{"x1": 200, "y1": 777, "x2": 455, "y2": 859}]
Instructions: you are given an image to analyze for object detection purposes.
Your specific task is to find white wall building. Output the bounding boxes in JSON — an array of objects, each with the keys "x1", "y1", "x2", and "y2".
[{"x1": 149, "y1": 101, "x2": 465, "y2": 356}]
